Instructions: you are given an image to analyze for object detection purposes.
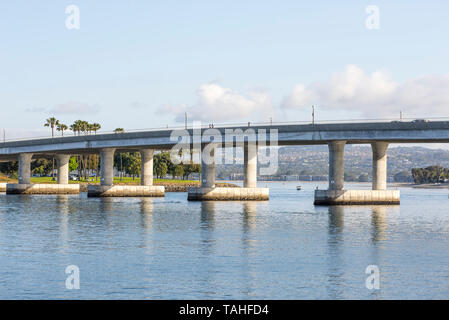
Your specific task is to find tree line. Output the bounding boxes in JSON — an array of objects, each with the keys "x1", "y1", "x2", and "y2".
[
  {"x1": 0, "y1": 117, "x2": 201, "y2": 181},
  {"x1": 411, "y1": 166, "x2": 449, "y2": 184},
  {"x1": 0, "y1": 152, "x2": 200, "y2": 181},
  {"x1": 114, "y1": 151, "x2": 200, "y2": 180}
]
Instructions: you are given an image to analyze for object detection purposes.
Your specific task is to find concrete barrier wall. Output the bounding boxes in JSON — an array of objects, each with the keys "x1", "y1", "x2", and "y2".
[
  {"x1": 314, "y1": 189, "x2": 400, "y2": 205},
  {"x1": 6, "y1": 183, "x2": 80, "y2": 195},
  {"x1": 87, "y1": 185, "x2": 165, "y2": 197},
  {"x1": 188, "y1": 187, "x2": 269, "y2": 201}
]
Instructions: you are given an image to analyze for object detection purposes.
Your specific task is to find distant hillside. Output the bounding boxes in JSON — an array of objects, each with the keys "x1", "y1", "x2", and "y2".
[{"x1": 216, "y1": 145, "x2": 449, "y2": 181}]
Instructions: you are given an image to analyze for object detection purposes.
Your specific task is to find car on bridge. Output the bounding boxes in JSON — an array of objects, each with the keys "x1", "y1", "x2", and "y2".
[{"x1": 412, "y1": 119, "x2": 430, "y2": 123}]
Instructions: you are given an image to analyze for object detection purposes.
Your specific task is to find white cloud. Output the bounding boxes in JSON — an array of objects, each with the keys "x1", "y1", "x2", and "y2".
[
  {"x1": 282, "y1": 65, "x2": 449, "y2": 118},
  {"x1": 25, "y1": 106, "x2": 47, "y2": 113},
  {"x1": 129, "y1": 101, "x2": 146, "y2": 109},
  {"x1": 281, "y1": 84, "x2": 315, "y2": 109},
  {"x1": 50, "y1": 102, "x2": 101, "y2": 114},
  {"x1": 164, "y1": 83, "x2": 274, "y2": 123}
]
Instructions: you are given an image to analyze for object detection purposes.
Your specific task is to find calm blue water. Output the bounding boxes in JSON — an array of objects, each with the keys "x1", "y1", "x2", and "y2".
[{"x1": 1, "y1": 181, "x2": 449, "y2": 299}]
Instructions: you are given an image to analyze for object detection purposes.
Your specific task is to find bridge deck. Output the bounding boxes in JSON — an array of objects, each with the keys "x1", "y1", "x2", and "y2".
[{"x1": 0, "y1": 121, "x2": 448, "y2": 159}]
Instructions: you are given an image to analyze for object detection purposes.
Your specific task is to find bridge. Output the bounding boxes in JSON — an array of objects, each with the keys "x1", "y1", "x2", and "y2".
[{"x1": 1, "y1": 120, "x2": 448, "y2": 203}]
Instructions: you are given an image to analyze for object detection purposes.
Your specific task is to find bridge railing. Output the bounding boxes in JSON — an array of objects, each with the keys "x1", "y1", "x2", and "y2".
[{"x1": 2, "y1": 116, "x2": 449, "y2": 143}]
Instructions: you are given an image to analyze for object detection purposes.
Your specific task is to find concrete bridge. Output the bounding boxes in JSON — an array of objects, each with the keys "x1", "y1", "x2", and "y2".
[{"x1": 1, "y1": 120, "x2": 448, "y2": 203}]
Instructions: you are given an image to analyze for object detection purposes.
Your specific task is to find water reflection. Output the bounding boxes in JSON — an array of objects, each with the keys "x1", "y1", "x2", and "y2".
[
  {"x1": 99, "y1": 197, "x2": 115, "y2": 214},
  {"x1": 197, "y1": 201, "x2": 216, "y2": 296},
  {"x1": 139, "y1": 198, "x2": 153, "y2": 230},
  {"x1": 371, "y1": 206, "x2": 387, "y2": 243},
  {"x1": 200, "y1": 202, "x2": 215, "y2": 230},
  {"x1": 139, "y1": 198, "x2": 154, "y2": 265},
  {"x1": 328, "y1": 206, "x2": 344, "y2": 234},
  {"x1": 200, "y1": 202, "x2": 215, "y2": 255},
  {"x1": 241, "y1": 202, "x2": 258, "y2": 253},
  {"x1": 242, "y1": 202, "x2": 257, "y2": 232},
  {"x1": 98, "y1": 198, "x2": 115, "y2": 228},
  {"x1": 326, "y1": 206, "x2": 345, "y2": 299},
  {"x1": 57, "y1": 195, "x2": 70, "y2": 250},
  {"x1": 240, "y1": 202, "x2": 260, "y2": 298}
]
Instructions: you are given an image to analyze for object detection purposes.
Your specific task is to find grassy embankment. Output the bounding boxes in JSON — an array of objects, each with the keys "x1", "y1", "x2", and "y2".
[{"x1": 0, "y1": 175, "x2": 238, "y2": 191}]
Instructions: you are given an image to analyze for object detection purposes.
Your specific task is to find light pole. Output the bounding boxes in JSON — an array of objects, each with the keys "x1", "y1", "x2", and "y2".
[
  {"x1": 120, "y1": 154, "x2": 123, "y2": 181},
  {"x1": 312, "y1": 105, "x2": 315, "y2": 124}
]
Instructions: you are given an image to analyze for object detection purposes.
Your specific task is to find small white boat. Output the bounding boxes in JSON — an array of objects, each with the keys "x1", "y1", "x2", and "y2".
[{"x1": 296, "y1": 185, "x2": 302, "y2": 190}]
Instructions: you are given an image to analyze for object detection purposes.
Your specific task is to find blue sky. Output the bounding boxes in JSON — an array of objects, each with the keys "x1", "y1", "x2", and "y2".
[{"x1": 1, "y1": 1, "x2": 449, "y2": 138}]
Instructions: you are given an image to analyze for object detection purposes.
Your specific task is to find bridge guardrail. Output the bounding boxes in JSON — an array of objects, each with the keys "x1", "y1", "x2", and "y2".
[{"x1": 2, "y1": 116, "x2": 449, "y2": 143}]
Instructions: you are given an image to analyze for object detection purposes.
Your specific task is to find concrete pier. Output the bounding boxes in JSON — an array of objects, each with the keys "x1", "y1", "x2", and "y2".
[
  {"x1": 201, "y1": 144, "x2": 216, "y2": 188},
  {"x1": 18, "y1": 153, "x2": 33, "y2": 184},
  {"x1": 87, "y1": 185, "x2": 164, "y2": 197},
  {"x1": 372, "y1": 142, "x2": 389, "y2": 190},
  {"x1": 100, "y1": 148, "x2": 115, "y2": 186},
  {"x1": 243, "y1": 143, "x2": 257, "y2": 188},
  {"x1": 6, "y1": 152, "x2": 80, "y2": 195},
  {"x1": 188, "y1": 187, "x2": 269, "y2": 201},
  {"x1": 314, "y1": 189, "x2": 400, "y2": 205},
  {"x1": 88, "y1": 148, "x2": 164, "y2": 197},
  {"x1": 140, "y1": 149, "x2": 154, "y2": 186},
  {"x1": 56, "y1": 154, "x2": 71, "y2": 185},
  {"x1": 328, "y1": 141, "x2": 346, "y2": 190},
  {"x1": 188, "y1": 143, "x2": 269, "y2": 201},
  {"x1": 0, "y1": 182, "x2": 7, "y2": 192},
  {"x1": 314, "y1": 140, "x2": 399, "y2": 205},
  {"x1": 7, "y1": 183, "x2": 80, "y2": 195}
]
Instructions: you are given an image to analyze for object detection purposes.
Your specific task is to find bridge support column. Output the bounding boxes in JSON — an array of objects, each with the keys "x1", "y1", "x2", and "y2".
[
  {"x1": 314, "y1": 140, "x2": 399, "y2": 205},
  {"x1": 188, "y1": 143, "x2": 268, "y2": 201},
  {"x1": 243, "y1": 142, "x2": 257, "y2": 188},
  {"x1": 18, "y1": 153, "x2": 33, "y2": 184},
  {"x1": 328, "y1": 141, "x2": 346, "y2": 191},
  {"x1": 88, "y1": 148, "x2": 164, "y2": 197},
  {"x1": 140, "y1": 149, "x2": 154, "y2": 186},
  {"x1": 56, "y1": 154, "x2": 71, "y2": 185},
  {"x1": 100, "y1": 148, "x2": 116, "y2": 186},
  {"x1": 201, "y1": 144, "x2": 216, "y2": 188},
  {"x1": 6, "y1": 152, "x2": 79, "y2": 194},
  {"x1": 371, "y1": 142, "x2": 389, "y2": 190}
]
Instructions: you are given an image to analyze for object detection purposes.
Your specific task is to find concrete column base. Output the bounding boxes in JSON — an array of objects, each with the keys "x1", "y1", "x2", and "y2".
[
  {"x1": 187, "y1": 187, "x2": 269, "y2": 201},
  {"x1": 6, "y1": 183, "x2": 80, "y2": 195},
  {"x1": 87, "y1": 185, "x2": 165, "y2": 197},
  {"x1": 0, "y1": 183, "x2": 6, "y2": 192},
  {"x1": 314, "y1": 189, "x2": 400, "y2": 205}
]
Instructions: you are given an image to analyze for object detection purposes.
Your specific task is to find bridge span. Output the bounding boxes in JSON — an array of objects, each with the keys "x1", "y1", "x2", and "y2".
[{"x1": 0, "y1": 120, "x2": 448, "y2": 203}]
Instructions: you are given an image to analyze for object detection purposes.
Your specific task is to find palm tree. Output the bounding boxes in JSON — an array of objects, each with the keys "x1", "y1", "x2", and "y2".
[
  {"x1": 91, "y1": 123, "x2": 101, "y2": 134},
  {"x1": 71, "y1": 120, "x2": 82, "y2": 135},
  {"x1": 44, "y1": 117, "x2": 59, "y2": 138},
  {"x1": 44, "y1": 117, "x2": 59, "y2": 180},
  {"x1": 69, "y1": 123, "x2": 78, "y2": 136},
  {"x1": 79, "y1": 120, "x2": 89, "y2": 135},
  {"x1": 56, "y1": 123, "x2": 68, "y2": 136},
  {"x1": 114, "y1": 128, "x2": 125, "y2": 134}
]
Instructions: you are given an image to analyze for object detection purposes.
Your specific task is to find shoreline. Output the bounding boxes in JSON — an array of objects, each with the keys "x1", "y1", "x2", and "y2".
[
  {"x1": 0, "y1": 179, "x2": 239, "y2": 192},
  {"x1": 390, "y1": 182, "x2": 449, "y2": 189}
]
